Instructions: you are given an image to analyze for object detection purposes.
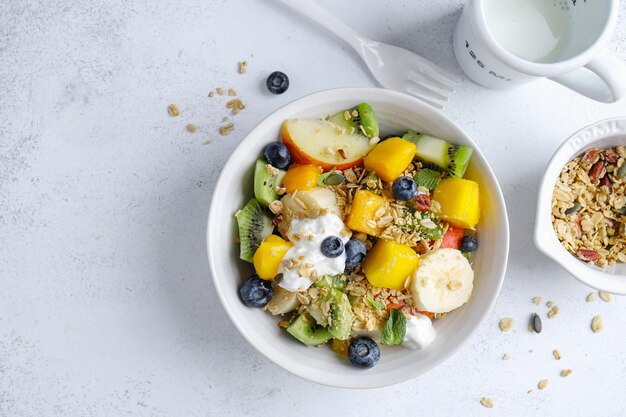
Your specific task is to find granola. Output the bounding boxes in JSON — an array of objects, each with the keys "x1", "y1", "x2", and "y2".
[{"x1": 551, "y1": 146, "x2": 626, "y2": 267}]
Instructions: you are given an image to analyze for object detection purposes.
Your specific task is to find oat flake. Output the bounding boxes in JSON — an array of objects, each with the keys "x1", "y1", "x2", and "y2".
[
  {"x1": 480, "y1": 397, "x2": 494, "y2": 408},
  {"x1": 591, "y1": 315, "x2": 603, "y2": 332},
  {"x1": 499, "y1": 318, "x2": 513, "y2": 332},
  {"x1": 167, "y1": 104, "x2": 180, "y2": 117}
]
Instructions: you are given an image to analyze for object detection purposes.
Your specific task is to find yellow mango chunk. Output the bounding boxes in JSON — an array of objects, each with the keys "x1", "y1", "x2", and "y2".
[
  {"x1": 282, "y1": 165, "x2": 322, "y2": 194},
  {"x1": 433, "y1": 178, "x2": 480, "y2": 229},
  {"x1": 362, "y1": 239, "x2": 419, "y2": 290},
  {"x1": 253, "y1": 235, "x2": 293, "y2": 280},
  {"x1": 345, "y1": 189, "x2": 388, "y2": 237},
  {"x1": 363, "y1": 137, "x2": 416, "y2": 182}
]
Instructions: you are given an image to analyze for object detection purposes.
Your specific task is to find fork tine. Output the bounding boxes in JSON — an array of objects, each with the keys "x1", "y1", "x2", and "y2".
[
  {"x1": 406, "y1": 77, "x2": 449, "y2": 101},
  {"x1": 411, "y1": 62, "x2": 462, "y2": 88},
  {"x1": 421, "y1": 69, "x2": 461, "y2": 90},
  {"x1": 405, "y1": 87, "x2": 446, "y2": 109},
  {"x1": 409, "y1": 70, "x2": 454, "y2": 93}
]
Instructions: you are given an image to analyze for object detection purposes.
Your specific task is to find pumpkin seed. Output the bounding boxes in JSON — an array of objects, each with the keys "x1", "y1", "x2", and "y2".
[
  {"x1": 564, "y1": 202, "x2": 581, "y2": 216},
  {"x1": 324, "y1": 173, "x2": 346, "y2": 186},
  {"x1": 530, "y1": 313, "x2": 542, "y2": 333},
  {"x1": 618, "y1": 161, "x2": 626, "y2": 179}
]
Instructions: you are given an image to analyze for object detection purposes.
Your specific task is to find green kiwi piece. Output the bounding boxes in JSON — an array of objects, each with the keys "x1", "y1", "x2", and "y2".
[
  {"x1": 447, "y1": 144, "x2": 473, "y2": 178},
  {"x1": 253, "y1": 159, "x2": 286, "y2": 206},
  {"x1": 286, "y1": 313, "x2": 333, "y2": 346},
  {"x1": 327, "y1": 102, "x2": 379, "y2": 139},
  {"x1": 408, "y1": 132, "x2": 473, "y2": 178},
  {"x1": 305, "y1": 288, "x2": 354, "y2": 340},
  {"x1": 327, "y1": 289, "x2": 354, "y2": 340},
  {"x1": 235, "y1": 198, "x2": 274, "y2": 263},
  {"x1": 312, "y1": 275, "x2": 347, "y2": 290}
]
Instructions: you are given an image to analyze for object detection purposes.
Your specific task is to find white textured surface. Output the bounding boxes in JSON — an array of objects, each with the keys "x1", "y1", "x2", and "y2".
[{"x1": 1, "y1": 0, "x2": 625, "y2": 415}]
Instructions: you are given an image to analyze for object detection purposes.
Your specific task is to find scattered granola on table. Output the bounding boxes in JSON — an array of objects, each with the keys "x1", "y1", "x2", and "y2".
[
  {"x1": 499, "y1": 317, "x2": 513, "y2": 332},
  {"x1": 591, "y1": 315, "x2": 603, "y2": 332},
  {"x1": 480, "y1": 397, "x2": 494, "y2": 408},
  {"x1": 551, "y1": 146, "x2": 626, "y2": 267},
  {"x1": 167, "y1": 104, "x2": 180, "y2": 117}
]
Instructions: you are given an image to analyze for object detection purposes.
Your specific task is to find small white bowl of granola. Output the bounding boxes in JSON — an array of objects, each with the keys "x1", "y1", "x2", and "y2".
[{"x1": 535, "y1": 118, "x2": 626, "y2": 294}]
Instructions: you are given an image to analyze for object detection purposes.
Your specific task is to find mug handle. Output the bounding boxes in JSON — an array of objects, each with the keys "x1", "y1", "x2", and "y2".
[{"x1": 549, "y1": 49, "x2": 626, "y2": 103}]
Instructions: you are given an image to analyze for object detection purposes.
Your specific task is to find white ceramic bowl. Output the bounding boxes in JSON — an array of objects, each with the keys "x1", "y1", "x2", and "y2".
[
  {"x1": 207, "y1": 88, "x2": 509, "y2": 388},
  {"x1": 535, "y1": 118, "x2": 626, "y2": 294}
]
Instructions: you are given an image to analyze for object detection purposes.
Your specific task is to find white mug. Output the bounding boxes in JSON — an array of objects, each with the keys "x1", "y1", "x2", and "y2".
[{"x1": 453, "y1": 0, "x2": 626, "y2": 103}]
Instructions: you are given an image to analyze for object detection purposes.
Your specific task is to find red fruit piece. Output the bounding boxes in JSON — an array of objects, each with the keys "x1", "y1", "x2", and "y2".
[
  {"x1": 440, "y1": 226, "x2": 465, "y2": 249},
  {"x1": 578, "y1": 249, "x2": 600, "y2": 262}
]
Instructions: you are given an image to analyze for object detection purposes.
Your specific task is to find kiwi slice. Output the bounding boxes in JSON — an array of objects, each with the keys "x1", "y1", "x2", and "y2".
[
  {"x1": 404, "y1": 130, "x2": 473, "y2": 178},
  {"x1": 253, "y1": 159, "x2": 286, "y2": 206},
  {"x1": 312, "y1": 274, "x2": 347, "y2": 290},
  {"x1": 305, "y1": 288, "x2": 354, "y2": 340},
  {"x1": 235, "y1": 198, "x2": 274, "y2": 263},
  {"x1": 327, "y1": 102, "x2": 379, "y2": 139},
  {"x1": 286, "y1": 313, "x2": 333, "y2": 346},
  {"x1": 326, "y1": 289, "x2": 354, "y2": 340}
]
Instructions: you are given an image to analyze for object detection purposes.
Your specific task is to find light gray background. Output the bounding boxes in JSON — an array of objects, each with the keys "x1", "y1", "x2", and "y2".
[{"x1": 1, "y1": 0, "x2": 625, "y2": 416}]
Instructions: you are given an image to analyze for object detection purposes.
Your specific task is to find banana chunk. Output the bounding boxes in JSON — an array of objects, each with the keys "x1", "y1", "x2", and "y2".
[
  {"x1": 278, "y1": 188, "x2": 340, "y2": 237},
  {"x1": 410, "y1": 248, "x2": 474, "y2": 313}
]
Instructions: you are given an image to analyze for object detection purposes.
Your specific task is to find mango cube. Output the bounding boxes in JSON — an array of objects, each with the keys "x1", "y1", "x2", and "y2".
[
  {"x1": 363, "y1": 137, "x2": 416, "y2": 182},
  {"x1": 253, "y1": 235, "x2": 293, "y2": 280},
  {"x1": 345, "y1": 189, "x2": 388, "y2": 237},
  {"x1": 433, "y1": 178, "x2": 480, "y2": 229},
  {"x1": 282, "y1": 165, "x2": 322, "y2": 194},
  {"x1": 362, "y1": 239, "x2": 419, "y2": 290}
]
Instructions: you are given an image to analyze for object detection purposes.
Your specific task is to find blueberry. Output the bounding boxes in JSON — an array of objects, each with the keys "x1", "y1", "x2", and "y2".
[
  {"x1": 460, "y1": 236, "x2": 478, "y2": 252},
  {"x1": 264, "y1": 142, "x2": 291, "y2": 169},
  {"x1": 391, "y1": 176, "x2": 417, "y2": 201},
  {"x1": 344, "y1": 238, "x2": 366, "y2": 269},
  {"x1": 239, "y1": 275, "x2": 273, "y2": 308},
  {"x1": 320, "y1": 236, "x2": 344, "y2": 258},
  {"x1": 266, "y1": 71, "x2": 289, "y2": 94},
  {"x1": 348, "y1": 337, "x2": 380, "y2": 368}
]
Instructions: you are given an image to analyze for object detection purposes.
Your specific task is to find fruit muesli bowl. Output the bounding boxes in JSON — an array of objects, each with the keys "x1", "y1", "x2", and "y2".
[
  {"x1": 535, "y1": 118, "x2": 626, "y2": 295},
  {"x1": 207, "y1": 88, "x2": 509, "y2": 388}
]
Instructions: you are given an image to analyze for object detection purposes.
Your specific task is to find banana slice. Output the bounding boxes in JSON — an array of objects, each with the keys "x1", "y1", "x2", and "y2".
[
  {"x1": 278, "y1": 188, "x2": 340, "y2": 237},
  {"x1": 410, "y1": 248, "x2": 474, "y2": 313}
]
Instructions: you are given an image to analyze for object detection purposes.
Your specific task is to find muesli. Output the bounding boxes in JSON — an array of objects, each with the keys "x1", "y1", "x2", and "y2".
[{"x1": 551, "y1": 146, "x2": 626, "y2": 267}]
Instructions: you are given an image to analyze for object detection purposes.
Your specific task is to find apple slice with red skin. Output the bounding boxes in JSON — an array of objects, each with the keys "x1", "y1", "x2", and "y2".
[{"x1": 281, "y1": 119, "x2": 375, "y2": 172}]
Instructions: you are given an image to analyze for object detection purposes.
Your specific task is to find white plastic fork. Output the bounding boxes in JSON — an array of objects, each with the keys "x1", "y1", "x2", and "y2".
[{"x1": 276, "y1": 0, "x2": 461, "y2": 109}]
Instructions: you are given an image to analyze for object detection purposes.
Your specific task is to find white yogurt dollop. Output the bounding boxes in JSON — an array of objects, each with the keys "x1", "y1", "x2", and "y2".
[
  {"x1": 278, "y1": 214, "x2": 351, "y2": 292},
  {"x1": 403, "y1": 314, "x2": 436, "y2": 350}
]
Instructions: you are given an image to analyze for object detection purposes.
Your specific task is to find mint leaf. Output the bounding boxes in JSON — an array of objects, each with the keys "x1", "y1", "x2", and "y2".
[
  {"x1": 366, "y1": 298, "x2": 385, "y2": 311},
  {"x1": 414, "y1": 169, "x2": 443, "y2": 190},
  {"x1": 381, "y1": 309, "x2": 406, "y2": 345}
]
